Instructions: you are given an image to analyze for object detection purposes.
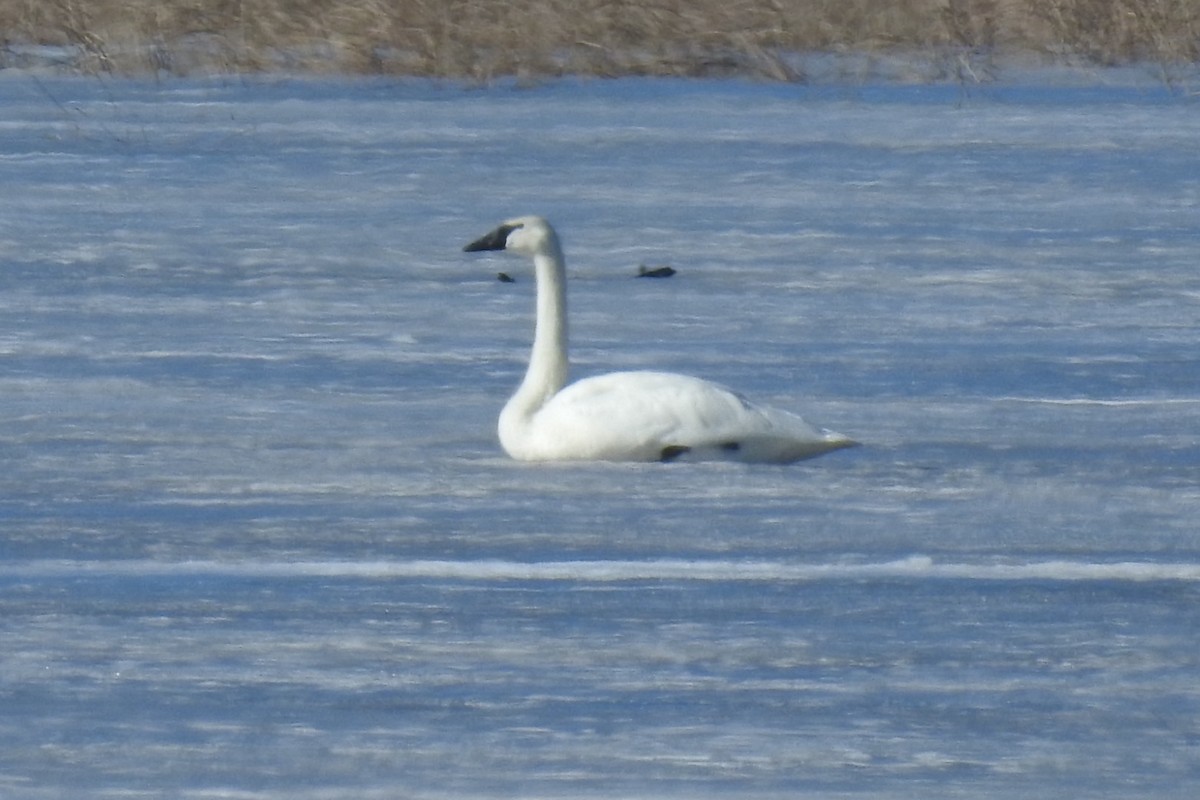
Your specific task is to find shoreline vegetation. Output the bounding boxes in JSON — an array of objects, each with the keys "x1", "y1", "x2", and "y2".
[{"x1": 1, "y1": 0, "x2": 1198, "y2": 82}]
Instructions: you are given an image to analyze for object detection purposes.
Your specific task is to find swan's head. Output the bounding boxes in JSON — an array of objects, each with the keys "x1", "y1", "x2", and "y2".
[{"x1": 463, "y1": 216, "x2": 559, "y2": 258}]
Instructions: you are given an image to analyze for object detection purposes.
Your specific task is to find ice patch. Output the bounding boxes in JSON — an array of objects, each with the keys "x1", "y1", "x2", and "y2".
[
  {"x1": 1000, "y1": 396, "x2": 1200, "y2": 406},
  {"x1": 4, "y1": 555, "x2": 1199, "y2": 583}
]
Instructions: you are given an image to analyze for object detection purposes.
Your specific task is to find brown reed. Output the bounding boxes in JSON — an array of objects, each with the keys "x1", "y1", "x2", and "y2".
[{"x1": 0, "y1": 0, "x2": 1196, "y2": 78}]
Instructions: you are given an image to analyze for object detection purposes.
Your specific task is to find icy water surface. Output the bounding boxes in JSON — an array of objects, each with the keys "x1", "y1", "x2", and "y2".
[{"x1": 1, "y1": 74, "x2": 1199, "y2": 798}]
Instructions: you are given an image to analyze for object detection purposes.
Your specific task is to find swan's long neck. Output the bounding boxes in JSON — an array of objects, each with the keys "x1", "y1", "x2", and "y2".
[{"x1": 504, "y1": 241, "x2": 569, "y2": 427}]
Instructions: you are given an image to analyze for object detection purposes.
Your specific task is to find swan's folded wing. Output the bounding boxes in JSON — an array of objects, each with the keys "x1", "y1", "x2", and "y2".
[{"x1": 529, "y1": 371, "x2": 848, "y2": 462}]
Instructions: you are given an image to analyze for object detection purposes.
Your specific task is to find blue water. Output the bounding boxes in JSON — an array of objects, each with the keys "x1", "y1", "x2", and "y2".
[{"x1": 1, "y1": 73, "x2": 1198, "y2": 798}]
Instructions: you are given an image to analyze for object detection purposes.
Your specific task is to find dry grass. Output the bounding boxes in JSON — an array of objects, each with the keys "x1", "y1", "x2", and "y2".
[{"x1": 1, "y1": 0, "x2": 1197, "y2": 79}]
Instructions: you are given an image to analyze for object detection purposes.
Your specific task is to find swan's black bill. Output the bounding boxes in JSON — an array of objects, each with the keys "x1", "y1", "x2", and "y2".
[{"x1": 464, "y1": 223, "x2": 520, "y2": 253}]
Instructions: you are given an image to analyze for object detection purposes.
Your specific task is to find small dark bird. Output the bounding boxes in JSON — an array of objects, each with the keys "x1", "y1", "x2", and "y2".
[
  {"x1": 497, "y1": 272, "x2": 516, "y2": 283},
  {"x1": 637, "y1": 264, "x2": 676, "y2": 278}
]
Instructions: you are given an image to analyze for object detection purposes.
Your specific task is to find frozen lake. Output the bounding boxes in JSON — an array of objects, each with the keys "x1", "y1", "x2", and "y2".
[{"x1": 1, "y1": 72, "x2": 1199, "y2": 798}]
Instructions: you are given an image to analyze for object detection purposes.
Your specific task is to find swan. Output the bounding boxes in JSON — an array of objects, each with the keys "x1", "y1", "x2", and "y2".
[{"x1": 463, "y1": 215, "x2": 857, "y2": 463}]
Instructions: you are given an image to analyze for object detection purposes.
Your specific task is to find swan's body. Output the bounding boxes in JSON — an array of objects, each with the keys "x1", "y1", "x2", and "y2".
[{"x1": 463, "y1": 216, "x2": 856, "y2": 463}]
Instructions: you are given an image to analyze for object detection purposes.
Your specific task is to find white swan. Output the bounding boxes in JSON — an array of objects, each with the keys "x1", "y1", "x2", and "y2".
[{"x1": 463, "y1": 216, "x2": 857, "y2": 463}]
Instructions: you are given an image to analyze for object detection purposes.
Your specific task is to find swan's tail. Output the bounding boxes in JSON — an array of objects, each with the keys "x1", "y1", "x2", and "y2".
[
  {"x1": 822, "y1": 429, "x2": 859, "y2": 450},
  {"x1": 720, "y1": 425, "x2": 858, "y2": 464},
  {"x1": 763, "y1": 408, "x2": 859, "y2": 462},
  {"x1": 786, "y1": 429, "x2": 859, "y2": 462},
  {"x1": 822, "y1": 431, "x2": 860, "y2": 458}
]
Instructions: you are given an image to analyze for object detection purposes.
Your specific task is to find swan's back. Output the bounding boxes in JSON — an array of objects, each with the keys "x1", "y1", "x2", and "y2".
[{"x1": 500, "y1": 370, "x2": 855, "y2": 463}]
